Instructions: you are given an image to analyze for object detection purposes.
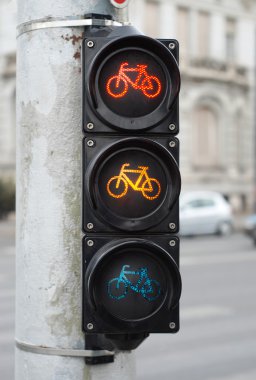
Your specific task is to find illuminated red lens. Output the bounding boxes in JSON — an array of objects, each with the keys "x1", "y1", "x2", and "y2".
[{"x1": 106, "y1": 62, "x2": 162, "y2": 99}]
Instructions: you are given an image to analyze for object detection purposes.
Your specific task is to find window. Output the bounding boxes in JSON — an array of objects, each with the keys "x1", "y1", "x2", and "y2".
[
  {"x1": 177, "y1": 7, "x2": 189, "y2": 54},
  {"x1": 144, "y1": 0, "x2": 160, "y2": 38},
  {"x1": 226, "y1": 18, "x2": 236, "y2": 62},
  {"x1": 235, "y1": 110, "x2": 244, "y2": 170},
  {"x1": 193, "y1": 106, "x2": 219, "y2": 167},
  {"x1": 197, "y1": 11, "x2": 210, "y2": 57}
]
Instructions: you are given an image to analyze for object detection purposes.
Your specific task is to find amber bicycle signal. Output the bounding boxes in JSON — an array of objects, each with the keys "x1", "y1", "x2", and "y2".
[
  {"x1": 106, "y1": 62, "x2": 162, "y2": 99},
  {"x1": 106, "y1": 163, "x2": 161, "y2": 201}
]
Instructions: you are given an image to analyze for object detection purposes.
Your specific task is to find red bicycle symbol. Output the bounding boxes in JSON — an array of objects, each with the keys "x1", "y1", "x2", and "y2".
[{"x1": 106, "y1": 62, "x2": 162, "y2": 99}]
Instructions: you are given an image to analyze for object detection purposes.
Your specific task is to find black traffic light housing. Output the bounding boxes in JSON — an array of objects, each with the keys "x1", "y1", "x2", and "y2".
[
  {"x1": 83, "y1": 32, "x2": 180, "y2": 134},
  {"x1": 83, "y1": 235, "x2": 181, "y2": 349},
  {"x1": 82, "y1": 24, "x2": 181, "y2": 354},
  {"x1": 83, "y1": 136, "x2": 180, "y2": 234}
]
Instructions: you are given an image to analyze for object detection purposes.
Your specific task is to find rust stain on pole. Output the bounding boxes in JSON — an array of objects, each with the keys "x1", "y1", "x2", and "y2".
[
  {"x1": 61, "y1": 33, "x2": 84, "y2": 45},
  {"x1": 73, "y1": 51, "x2": 81, "y2": 60}
]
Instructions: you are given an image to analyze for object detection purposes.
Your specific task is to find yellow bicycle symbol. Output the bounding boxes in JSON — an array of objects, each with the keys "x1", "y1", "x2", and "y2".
[{"x1": 106, "y1": 163, "x2": 161, "y2": 201}]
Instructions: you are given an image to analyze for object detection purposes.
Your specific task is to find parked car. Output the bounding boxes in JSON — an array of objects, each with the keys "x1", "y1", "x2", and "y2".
[
  {"x1": 243, "y1": 214, "x2": 256, "y2": 246},
  {"x1": 180, "y1": 191, "x2": 233, "y2": 236}
]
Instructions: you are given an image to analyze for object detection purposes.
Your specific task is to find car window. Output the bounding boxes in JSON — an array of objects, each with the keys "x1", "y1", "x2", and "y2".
[
  {"x1": 185, "y1": 199, "x2": 215, "y2": 209},
  {"x1": 200, "y1": 199, "x2": 215, "y2": 207}
]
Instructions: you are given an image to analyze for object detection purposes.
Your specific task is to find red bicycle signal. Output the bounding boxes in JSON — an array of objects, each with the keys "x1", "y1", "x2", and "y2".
[{"x1": 106, "y1": 62, "x2": 162, "y2": 99}]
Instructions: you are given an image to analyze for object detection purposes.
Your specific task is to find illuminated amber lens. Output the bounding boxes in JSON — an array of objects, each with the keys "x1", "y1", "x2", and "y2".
[{"x1": 106, "y1": 163, "x2": 161, "y2": 201}]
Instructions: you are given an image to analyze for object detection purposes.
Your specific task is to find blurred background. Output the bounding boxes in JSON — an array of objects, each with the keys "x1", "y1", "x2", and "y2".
[{"x1": 0, "y1": 0, "x2": 256, "y2": 379}]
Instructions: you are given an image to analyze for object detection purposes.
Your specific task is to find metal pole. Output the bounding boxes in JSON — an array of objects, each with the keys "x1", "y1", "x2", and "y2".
[{"x1": 15, "y1": 1, "x2": 135, "y2": 379}]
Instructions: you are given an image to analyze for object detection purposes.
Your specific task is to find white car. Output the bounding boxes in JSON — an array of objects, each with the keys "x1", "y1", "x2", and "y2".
[{"x1": 180, "y1": 191, "x2": 233, "y2": 236}]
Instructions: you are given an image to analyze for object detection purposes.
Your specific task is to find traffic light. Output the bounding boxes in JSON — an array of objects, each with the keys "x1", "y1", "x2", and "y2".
[
  {"x1": 83, "y1": 32, "x2": 180, "y2": 134},
  {"x1": 82, "y1": 26, "x2": 181, "y2": 351}
]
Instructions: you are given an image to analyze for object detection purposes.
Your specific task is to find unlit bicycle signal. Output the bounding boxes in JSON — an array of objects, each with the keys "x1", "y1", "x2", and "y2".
[{"x1": 107, "y1": 264, "x2": 161, "y2": 301}]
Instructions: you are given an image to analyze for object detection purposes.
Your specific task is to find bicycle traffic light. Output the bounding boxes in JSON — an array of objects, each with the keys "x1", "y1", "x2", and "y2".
[
  {"x1": 83, "y1": 32, "x2": 180, "y2": 134},
  {"x1": 82, "y1": 25, "x2": 181, "y2": 351},
  {"x1": 83, "y1": 136, "x2": 180, "y2": 232}
]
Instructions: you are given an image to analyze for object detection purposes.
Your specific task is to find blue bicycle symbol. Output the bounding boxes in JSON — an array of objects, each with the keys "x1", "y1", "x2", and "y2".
[{"x1": 107, "y1": 265, "x2": 161, "y2": 302}]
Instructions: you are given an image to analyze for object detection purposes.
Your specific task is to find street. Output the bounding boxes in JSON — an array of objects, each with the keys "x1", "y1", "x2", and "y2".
[
  {"x1": 0, "y1": 216, "x2": 15, "y2": 380},
  {"x1": 1, "y1": 217, "x2": 256, "y2": 379},
  {"x1": 137, "y1": 233, "x2": 256, "y2": 380}
]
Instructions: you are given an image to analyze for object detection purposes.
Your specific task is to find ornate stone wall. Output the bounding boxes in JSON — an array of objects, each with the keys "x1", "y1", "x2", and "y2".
[
  {"x1": 0, "y1": 0, "x2": 16, "y2": 179},
  {"x1": 0, "y1": 0, "x2": 255, "y2": 210},
  {"x1": 130, "y1": 0, "x2": 256, "y2": 211}
]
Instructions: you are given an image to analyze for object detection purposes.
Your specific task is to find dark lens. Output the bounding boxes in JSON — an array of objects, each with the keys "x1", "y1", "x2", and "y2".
[{"x1": 94, "y1": 248, "x2": 167, "y2": 320}]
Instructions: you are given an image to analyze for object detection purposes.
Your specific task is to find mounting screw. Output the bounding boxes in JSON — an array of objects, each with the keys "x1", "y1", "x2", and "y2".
[
  {"x1": 169, "y1": 141, "x2": 176, "y2": 148},
  {"x1": 87, "y1": 122, "x2": 94, "y2": 130},
  {"x1": 169, "y1": 223, "x2": 176, "y2": 230},
  {"x1": 87, "y1": 323, "x2": 94, "y2": 330},
  {"x1": 87, "y1": 140, "x2": 95, "y2": 147},
  {"x1": 87, "y1": 240, "x2": 94, "y2": 247},
  {"x1": 169, "y1": 240, "x2": 176, "y2": 247},
  {"x1": 87, "y1": 223, "x2": 94, "y2": 230},
  {"x1": 169, "y1": 322, "x2": 176, "y2": 329},
  {"x1": 169, "y1": 42, "x2": 176, "y2": 50},
  {"x1": 169, "y1": 123, "x2": 176, "y2": 131},
  {"x1": 87, "y1": 40, "x2": 94, "y2": 48}
]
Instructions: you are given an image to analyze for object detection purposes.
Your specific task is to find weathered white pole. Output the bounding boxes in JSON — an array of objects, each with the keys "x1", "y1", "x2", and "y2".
[{"x1": 15, "y1": 1, "x2": 135, "y2": 379}]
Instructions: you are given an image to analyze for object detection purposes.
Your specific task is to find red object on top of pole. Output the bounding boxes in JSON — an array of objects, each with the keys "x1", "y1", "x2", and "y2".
[{"x1": 110, "y1": 0, "x2": 130, "y2": 9}]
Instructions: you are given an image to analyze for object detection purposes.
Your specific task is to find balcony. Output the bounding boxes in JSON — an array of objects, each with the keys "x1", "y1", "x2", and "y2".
[{"x1": 180, "y1": 56, "x2": 249, "y2": 87}]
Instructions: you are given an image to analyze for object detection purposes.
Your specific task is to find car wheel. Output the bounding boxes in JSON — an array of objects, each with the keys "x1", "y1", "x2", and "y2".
[{"x1": 217, "y1": 221, "x2": 232, "y2": 236}]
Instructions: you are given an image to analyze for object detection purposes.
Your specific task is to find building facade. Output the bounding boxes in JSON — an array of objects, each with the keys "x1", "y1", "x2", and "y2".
[
  {"x1": 0, "y1": 0, "x2": 255, "y2": 211},
  {"x1": 131, "y1": 0, "x2": 256, "y2": 212},
  {"x1": 0, "y1": 0, "x2": 16, "y2": 179}
]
